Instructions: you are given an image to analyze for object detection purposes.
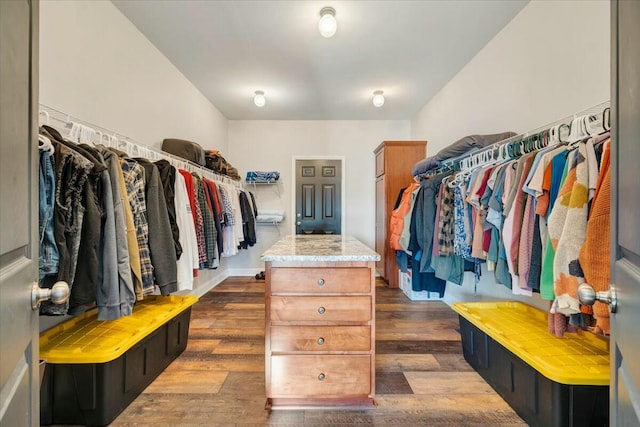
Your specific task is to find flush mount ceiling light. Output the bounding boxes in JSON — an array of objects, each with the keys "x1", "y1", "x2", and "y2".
[
  {"x1": 372, "y1": 90, "x2": 385, "y2": 108},
  {"x1": 253, "y1": 90, "x2": 266, "y2": 107},
  {"x1": 318, "y1": 7, "x2": 337, "y2": 38}
]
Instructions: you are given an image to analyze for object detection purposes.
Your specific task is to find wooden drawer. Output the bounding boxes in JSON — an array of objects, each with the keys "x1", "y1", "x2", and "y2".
[
  {"x1": 375, "y1": 150, "x2": 385, "y2": 177},
  {"x1": 270, "y1": 355, "x2": 371, "y2": 397},
  {"x1": 270, "y1": 296, "x2": 371, "y2": 322},
  {"x1": 271, "y1": 326, "x2": 371, "y2": 352},
  {"x1": 270, "y1": 268, "x2": 371, "y2": 294}
]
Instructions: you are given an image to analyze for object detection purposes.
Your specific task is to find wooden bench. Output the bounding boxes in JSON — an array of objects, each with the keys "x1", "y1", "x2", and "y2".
[
  {"x1": 452, "y1": 301, "x2": 609, "y2": 427},
  {"x1": 40, "y1": 295, "x2": 198, "y2": 426}
]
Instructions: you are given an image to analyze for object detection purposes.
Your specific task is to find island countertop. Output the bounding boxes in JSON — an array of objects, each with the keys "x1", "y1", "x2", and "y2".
[{"x1": 261, "y1": 235, "x2": 381, "y2": 262}]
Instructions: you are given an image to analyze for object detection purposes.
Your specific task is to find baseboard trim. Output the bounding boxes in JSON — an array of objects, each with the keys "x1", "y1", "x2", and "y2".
[
  {"x1": 228, "y1": 268, "x2": 264, "y2": 276},
  {"x1": 176, "y1": 270, "x2": 230, "y2": 298}
]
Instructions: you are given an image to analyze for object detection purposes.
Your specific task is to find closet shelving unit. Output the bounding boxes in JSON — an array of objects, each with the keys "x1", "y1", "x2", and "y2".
[
  {"x1": 38, "y1": 104, "x2": 243, "y2": 189},
  {"x1": 255, "y1": 219, "x2": 283, "y2": 236},
  {"x1": 247, "y1": 180, "x2": 281, "y2": 197},
  {"x1": 37, "y1": 104, "x2": 244, "y2": 334},
  {"x1": 418, "y1": 100, "x2": 611, "y2": 179},
  {"x1": 246, "y1": 179, "x2": 284, "y2": 235},
  {"x1": 37, "y1": 105, "x2": 249, "y2": 426},
  {"x1": 412, "y1": 101, "x2": 612, "y2": 427}
]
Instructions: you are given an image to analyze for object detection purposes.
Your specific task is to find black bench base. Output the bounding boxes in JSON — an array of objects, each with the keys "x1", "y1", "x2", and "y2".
[
  {"x1": 459, "y1": 316, "x2": 609, "y2": 427},
  {"x1": 40, "y1": 307, "x2": 191, "y2": 426}
]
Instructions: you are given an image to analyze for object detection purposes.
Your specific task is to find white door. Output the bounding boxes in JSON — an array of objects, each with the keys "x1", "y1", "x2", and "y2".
[
  {"x1": 610, "y1": 0, "x2": 640, "y2": 424},
  {"x1": 0, "y1": 0, "x2": 40, "y2": 425}
]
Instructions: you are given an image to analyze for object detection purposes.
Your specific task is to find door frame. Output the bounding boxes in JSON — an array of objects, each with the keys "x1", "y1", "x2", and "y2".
[{"x1": 291, "y1": 156, "x2": 346, "y2": 236}]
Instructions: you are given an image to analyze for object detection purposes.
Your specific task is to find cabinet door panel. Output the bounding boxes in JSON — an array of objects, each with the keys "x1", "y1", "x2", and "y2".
[
  {"x1": 375, "y1": 177, "x2": 386, "y2": 278},
  {"x1": 375, "y1": 151, "x2": 385, "y2": 177}
]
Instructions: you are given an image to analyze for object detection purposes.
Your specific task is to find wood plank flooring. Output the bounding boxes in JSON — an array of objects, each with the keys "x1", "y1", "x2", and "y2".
[{"x1": 111, "y1": 277, "x2": 525, "y2": 426}]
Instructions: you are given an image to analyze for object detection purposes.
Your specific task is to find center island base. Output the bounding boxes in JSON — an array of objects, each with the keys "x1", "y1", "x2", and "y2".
[
  {"x1": 266, "y1": 397, "x2": 376, "y2": 410},
  {"x1": 261, "y1": 235, "x2": 381, "y2": 412}
]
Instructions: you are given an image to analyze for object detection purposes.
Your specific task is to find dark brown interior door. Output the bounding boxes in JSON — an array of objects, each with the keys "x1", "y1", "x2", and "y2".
[{"x1": 295, "y1": 159, "x2": 342, "y2": 235}]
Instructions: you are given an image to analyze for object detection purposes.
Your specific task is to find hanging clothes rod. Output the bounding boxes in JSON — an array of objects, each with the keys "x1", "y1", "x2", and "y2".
[
  {"x1": 38, "y1": 104, "x2": 243, "y2": 189},
  {"x1": 420, "y1": 100, "x2": 610, "y2": 178}
]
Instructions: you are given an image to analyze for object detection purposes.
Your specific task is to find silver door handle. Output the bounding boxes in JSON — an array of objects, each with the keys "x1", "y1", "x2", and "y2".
[
  {"x1": 296, "y1": 221, "x2": 302, "y2": 226},
  {"x1": 577, "y1": 283, "x2": 617, "y2": 313},
  {"x1": 32, "y1": 281, "x2": 70, "y2": 310}
]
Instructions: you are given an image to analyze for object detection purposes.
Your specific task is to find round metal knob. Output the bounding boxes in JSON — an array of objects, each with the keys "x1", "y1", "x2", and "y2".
[
  {"x1": 317, "y1": 337, "x2": 325, "y2": 345},
  {"x1": 317, "y1": 278, "x2": 325, "y2": 286},
  {"x1": 577, "y1": 283, "x2": 617, "y2": 313},
  {"x1": 318, "y1": 373, "x2": 326, "y2": 381},
  {"x1": 317, "y1": 306, "x2": 325, "y2": 315},
  {"x1": 577, "y1": 283, "x2": 597, "y2": 305},
  {"x1": 50, "y1": 281, "x2": 70, "y2": 305},
  {"x1": 32, "y1": 281, "x2": 70, "y2": 310}
]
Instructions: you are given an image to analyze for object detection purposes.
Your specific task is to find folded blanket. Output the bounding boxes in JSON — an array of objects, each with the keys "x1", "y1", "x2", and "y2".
[
  {"x1": 246, "y1": 171, "x2": 280, "y2": 182},
  {"x1": 435, "y1": 132, "x2": 517, "y2": 162},
  {"x1": 411, "y1": 156, "x2": 441, "y2": 176}
]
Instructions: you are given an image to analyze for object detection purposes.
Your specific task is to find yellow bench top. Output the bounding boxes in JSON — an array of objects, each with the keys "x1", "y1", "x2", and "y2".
[
  {"x1": 451, "y1": 301, "x2": 609, "y2": 386},
  {"x1": 40, "y1": 295, "x2": 198, "y2": 364}
]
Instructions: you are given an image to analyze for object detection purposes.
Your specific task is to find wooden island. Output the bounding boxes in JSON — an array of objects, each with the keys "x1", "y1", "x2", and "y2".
[{"x1": 261, "y1": 235, "x2": 380, "y2": 409}]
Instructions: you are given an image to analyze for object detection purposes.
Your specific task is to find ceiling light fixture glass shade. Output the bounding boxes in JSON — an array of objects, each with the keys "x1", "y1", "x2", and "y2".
[
  {"x1": 254, "y1": 90, "x2": 266, "y2": 107},
  {"x1": 318, "y1": 7, "x2": 337, "y2": 38},
  {"x1": 372, "y1": 90, "x2": 385, "y2": 107}
]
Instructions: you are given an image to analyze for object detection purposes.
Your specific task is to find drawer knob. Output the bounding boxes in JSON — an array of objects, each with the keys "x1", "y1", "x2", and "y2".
[
  {"x1": 317, "y1": 337, "x2": 325, "y2": 345},
  {"x1": 317, "y1": 306, "x2": 326, "y2": 314},
  {"x1": 318, "y1": 373, "x2": 326, "y2": 381},
  {"x1": 317, "y1": 278, "x2": 325, "y2": 286}
]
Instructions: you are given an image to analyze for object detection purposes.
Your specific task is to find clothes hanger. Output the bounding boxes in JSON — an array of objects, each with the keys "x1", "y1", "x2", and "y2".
[
  {"x1": 603, "y1": 107, "x2": 611, "y2": 131},
  {"x1": 39, "y1": 110, "x2": 50, "y2": 126},
  {"x1": 540, "y1": 130, "x2": 549, "y2": 149},
  {"x1": 585, "y1": 113, "x2": 606, "y2": 135},
  {"x1": 567, "y1": 116, "x2": 588, "y2": 144},
  {"x1": 549, "y1": 127, "x2": 556, "y2": 144},
  {"x1": 38, "y1": 134, "x2": 54, "y2": 154}
]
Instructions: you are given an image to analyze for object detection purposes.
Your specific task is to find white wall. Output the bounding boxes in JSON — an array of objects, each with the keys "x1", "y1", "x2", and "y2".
[
  {"x1": 39, "y1": 0, "x2": 230, "y2": 296},
  {"x1": 39, "y1": 0, "x2": 227, "y2": 150},
  {"x1": 226, "y1": 120, "x2": 411, "y2": 273},
  {"x1": 410, "y1": 0, "x2": 610, "y2": 309}
]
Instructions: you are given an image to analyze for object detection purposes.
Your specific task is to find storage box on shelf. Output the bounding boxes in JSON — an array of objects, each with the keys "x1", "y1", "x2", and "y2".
[
  {"x1": 452, "y1": 301, "x2": 609, "y2": 427},
  {"x1": 399, "y1": 270, "x2": 442, "y2": 301},
  {"x1": 40, "y1": 295, "x2": 198, "y2": 427}
]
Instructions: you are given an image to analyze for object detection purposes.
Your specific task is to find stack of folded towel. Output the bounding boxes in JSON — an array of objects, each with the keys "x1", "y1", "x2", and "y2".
[
  {"x1": 246, "y1": 171, "x2": 280, "y2": 182},
  {"x1": 255, "y1": 210, "x2": 285, "y2": 223}
]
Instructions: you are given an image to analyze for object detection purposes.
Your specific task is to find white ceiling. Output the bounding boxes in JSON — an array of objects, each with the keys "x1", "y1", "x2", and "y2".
[{"x1": 112, "y1": 0, "x2": 528, "y2": 120}]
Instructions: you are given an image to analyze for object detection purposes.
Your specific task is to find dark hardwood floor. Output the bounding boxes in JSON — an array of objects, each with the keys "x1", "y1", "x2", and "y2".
[{"x1": 111, "y1": 277, "x2": 525, "y2": 426}]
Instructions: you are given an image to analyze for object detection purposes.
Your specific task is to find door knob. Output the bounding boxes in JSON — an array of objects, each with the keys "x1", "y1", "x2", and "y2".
[
  {"x1": 296, "y1": 221, "x2": 302, "y2": 226},
  {"x1": 32, "y1": 281, "x2": 70, "y2": 310},
  {"x1": 577, "y1": 283, "x2": 617, "y2": 313}
]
